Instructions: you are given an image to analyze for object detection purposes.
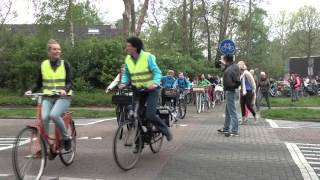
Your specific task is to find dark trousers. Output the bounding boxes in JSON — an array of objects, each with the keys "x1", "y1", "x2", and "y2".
[
  {"x1": 240, "y1": 91, "x2": 256, "y2": 118},
  {"x1": 137, "y1": 88, "x2": 169, "y2": 136},
  {"x1": 257, "y1": 92, "x2": 270, "y2": 111}
]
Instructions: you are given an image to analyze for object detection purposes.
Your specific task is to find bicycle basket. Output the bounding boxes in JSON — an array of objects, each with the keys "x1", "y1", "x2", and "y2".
[
  {"x1": 163, "y1": 89, "x2": 178, "y2": 98},
  {"x1": 157, "y1": 107, "x2": 170, "y2": 127},
  {"x1": 112, "y1": 95, "x2": 133, "y2": 105}
]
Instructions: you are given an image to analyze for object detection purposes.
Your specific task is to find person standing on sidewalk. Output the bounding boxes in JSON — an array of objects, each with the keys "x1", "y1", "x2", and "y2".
[
  {"x1": 217, "y1": 55, "x2": 241, "y2": 137},
  {"x1": 257, "y1": 72, "x2": 271, "y2": 111},
  {"x1": 238, "y1": 61, "x2": 257, "y2": 124}
]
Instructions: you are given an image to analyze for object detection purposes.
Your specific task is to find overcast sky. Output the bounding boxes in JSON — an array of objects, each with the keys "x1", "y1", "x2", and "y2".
[{"x1": 9, "y1": 0, "x2": 320, "y2": 24}]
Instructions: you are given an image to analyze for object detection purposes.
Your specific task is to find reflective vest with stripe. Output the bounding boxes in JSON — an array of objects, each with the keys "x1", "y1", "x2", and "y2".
[
  {"x1": 41, "y1": 60, "x2": 73, "y2": 95},
  {"x1": 125, "y1": 51, "x2": 153, "y2": 88}
]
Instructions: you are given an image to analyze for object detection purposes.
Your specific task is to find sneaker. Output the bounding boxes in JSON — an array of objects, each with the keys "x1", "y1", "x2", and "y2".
[
  {"x1": 166, "y1": 130, "x2": 173, "y2": 141},
  {"x1": 217, "y1": 128, "x2": 228, "y2": 134},
  {"x1": 63, "y1": 138, "x2": 72, "y2": 151},
  {"x1": 225, "y1": 132, "x2": 239, "y2": 137}
]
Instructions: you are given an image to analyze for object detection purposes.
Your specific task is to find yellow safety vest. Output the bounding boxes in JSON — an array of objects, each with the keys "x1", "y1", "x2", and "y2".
[
  {"x1": 125, "y1": 51, "x2": 153, "y2": 88},
  {"x1": 41, "y1": 59, "x2": 73, "y2": 95}
]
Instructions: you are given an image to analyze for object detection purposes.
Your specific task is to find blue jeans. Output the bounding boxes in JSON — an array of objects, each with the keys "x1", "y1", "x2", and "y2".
[
  {"x1": 42, "y1": 97, "x2": 71, "y2": 140},
  {"x1": 224, "y1": 90, "x2": 239, "y2": 133}
]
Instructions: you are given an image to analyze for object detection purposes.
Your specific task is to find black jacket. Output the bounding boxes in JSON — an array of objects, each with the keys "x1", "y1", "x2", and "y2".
[
  {"x1": 258, "y1": 78, "x2": 270, "y2": 93},
  {"x1": 223, "y1": 63, "x2": 241, "y2": 91},
  {"x1": 31, "y1": 59, "x2": 73, "y2": 93}
]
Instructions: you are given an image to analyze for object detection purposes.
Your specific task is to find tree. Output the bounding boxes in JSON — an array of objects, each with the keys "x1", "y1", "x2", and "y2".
[
  {"x1": 288, "y1": 6, "x2": 320, "y2": 60},
  {"x1": 122, "y1": 0, "x2": 150, "y2": 38},
  {"x1": 0, "y1": 0, "x2": 17, "y2": 27},
  {"x1": 201, "y1": 0, "x2": 212, "y2": 61}
]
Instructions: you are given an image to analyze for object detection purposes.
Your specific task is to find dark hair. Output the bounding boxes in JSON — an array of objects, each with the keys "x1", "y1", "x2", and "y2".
[
  {"x1": 223, "y1": 54, "x2": 234, "y2": 62},
  {"x1": 126, "y1": 36, "x2": 144, "y2": 53}
]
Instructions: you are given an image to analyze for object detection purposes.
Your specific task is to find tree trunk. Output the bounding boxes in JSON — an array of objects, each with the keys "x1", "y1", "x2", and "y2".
[
  {"x1": 189, "y1": 0, "x2": 194, "y2": 56},
  {"x1": 122, "y1": 0, "x2": 131, "y2": 39},
  {"x1": 68, "y1": 0, "x2": 75, "y2": 47},
  {"x1": 130, "y1": 0, "x2": 136, "y2": 35},
  {"x1": 214, "y1": 0, "x2": 231, "y2": 64},
  {"x1": 181, "y1": 0, "x2": 188, "y2": 53},
  {"x1": 201, "y1": 0, "x2": 211, "y2": 61},
  {"x1": 245, "y1": 0, "x2": 253, "y2": 60},
  {"x1": 136, "y1": 0, "x2": 150, "y2": 36}
]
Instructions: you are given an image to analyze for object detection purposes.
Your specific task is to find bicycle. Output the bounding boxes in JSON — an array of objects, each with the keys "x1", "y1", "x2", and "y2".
[
  {"x1": 193, "y1": 87, "x2": 210, "y2": 113},
  {"x1": 112, "y1": 88, "x2": 174, "y2": 170},
  {"x1": 12, "y1": 93, "x2": 76, "y2": 180},
  {"x1": 176, "y1": 89, "x2": 188, "y2": 119},
  {"x1": 112, "y1": 89, "x2": 133, "y2": 125}
]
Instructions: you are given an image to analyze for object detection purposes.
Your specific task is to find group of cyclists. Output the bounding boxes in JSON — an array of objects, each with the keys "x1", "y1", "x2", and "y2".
[{"x1": 18, "y1": 36, "x2": 227, "y2": 178}]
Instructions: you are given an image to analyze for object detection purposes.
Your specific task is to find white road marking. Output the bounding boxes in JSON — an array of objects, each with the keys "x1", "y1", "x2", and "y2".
[
  {"x1": 0, "y1": 174, "x2": 104, "y2": 180},
  {"x1": 285, "y1": 142, "x2": 319, "y2": 180},
  {"x1": 91, "y1": 137, "x2": 102, "y2": 140},
  {"x1": 77, "y1": 137, "x2": 89, "y2": 140},
  {"x1": 75, "y1": 118, "x2": 116, "y2": 126},
  {"x1": 0, "y1": 138, "x2": 30, "y2": 151},
  {"x1": 266, "y1": 119, "x2": 279, "y2": 128}
]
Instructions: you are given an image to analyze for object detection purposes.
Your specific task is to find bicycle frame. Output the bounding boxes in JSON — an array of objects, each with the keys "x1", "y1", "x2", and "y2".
[{"x1": 27, "y1": 95, "x2": 72, "y2": 154}]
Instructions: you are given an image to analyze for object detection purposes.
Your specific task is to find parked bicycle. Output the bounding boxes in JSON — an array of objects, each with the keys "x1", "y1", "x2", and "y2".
[
  {"x1": 193, "y1": 87, "x2": 210, "y2": 113},
  {"x1": 12, "y1": 93, "x2": 76, "y2": 180}
]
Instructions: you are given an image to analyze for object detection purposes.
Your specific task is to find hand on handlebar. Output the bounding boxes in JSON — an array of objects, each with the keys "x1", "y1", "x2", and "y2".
[
  {"x1": 118, "y1": 84, "x2": 126, "y2": 90},
  {"x1": 24, "y1": 90, "x2": 32, "y2": 96},
  {"x1": 148, "y1": 84, "x2": 158, "y2": 90}
]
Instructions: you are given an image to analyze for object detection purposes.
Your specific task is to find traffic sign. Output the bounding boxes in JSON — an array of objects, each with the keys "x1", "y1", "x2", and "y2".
[{"x1": 219, "y1": 39, "x2": 236, "y2": 55}]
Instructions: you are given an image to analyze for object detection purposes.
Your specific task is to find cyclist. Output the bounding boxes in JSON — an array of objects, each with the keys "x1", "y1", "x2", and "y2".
[
  {"x1": 105, "y1": 64, "x2": 125, "y2": 93},
  {"x1": 161, "y1": 70, "x2": 177, "y2": 106},
  {"x1": 118, "y1": 36, "x2": 173, "y2": 141},
  {"x1": 25, "y1": 39, "x2": 73, "y2": 151},
  {"x1": 198, "y1": 74, "x2": 211, "y2": 87},
  {"x1": 173, "y1": 72, "x2": 191, "y2": 91}
]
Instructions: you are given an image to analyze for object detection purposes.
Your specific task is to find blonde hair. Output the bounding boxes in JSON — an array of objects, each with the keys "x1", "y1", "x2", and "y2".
[
  {"x1": 237, "y1": 61, "x2": 247, "y2": 70},
  {"x1": 47, "y1": 39, "x2": 59, "y2": 51},
  {"x1": 167, "y1": 70, "x2": 175, "y2": 76}
]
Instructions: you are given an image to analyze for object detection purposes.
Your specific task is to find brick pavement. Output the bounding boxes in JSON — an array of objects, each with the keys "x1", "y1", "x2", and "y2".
[{"x1": 156, "y1": 105, "x2": 304, "y2": 180}]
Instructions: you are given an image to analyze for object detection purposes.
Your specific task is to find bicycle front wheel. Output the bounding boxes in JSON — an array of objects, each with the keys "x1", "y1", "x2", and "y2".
[
  {"x1": 196, "y1": 93, "x2": 202, "y2": 114},
  {"x1": 59, "y1": 120, "x2": 77, "y2": 166},
  {"x1": 113, "y1": 121, "x2": 142, "y2": 171},
  {"x1": 149, "y1": 131, "x2": 164, "y2": 153},
  {"x1": 12, "y1": 127, "x2": 46, "y2": 180}
]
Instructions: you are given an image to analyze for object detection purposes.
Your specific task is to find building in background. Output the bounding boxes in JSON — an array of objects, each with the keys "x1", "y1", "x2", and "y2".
[{"x1": 289, "y1": 56, "x2": 320, "y2": 77}]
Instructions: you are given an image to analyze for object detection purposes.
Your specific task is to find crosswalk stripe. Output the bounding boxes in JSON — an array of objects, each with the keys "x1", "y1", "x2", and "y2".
[
  {"x1": 300, "y1": 147, "x2": 320, "y2": 150},
  {"x1": 309, "y1": 162, "x2": 320, "y2": 165},
  {"x1": 0, "y1": 174, "x2": 102, "y2": 180},
  {"x1": 306, "y1": 157, "x2": 320, "y2": 160}
]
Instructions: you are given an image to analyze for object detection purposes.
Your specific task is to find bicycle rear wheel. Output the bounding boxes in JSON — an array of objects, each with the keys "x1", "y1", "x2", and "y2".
[
  {"x1": 12, "y1": 127, "x2": 46, "y2": 180},
  {"x1": 149, "y1": 131, "x2": 164, "y2": 153},
  {"x1": 178, "y1": 99, "x2": 187, "y2": 119},
  {"x1": 59, "y1": 120, "x2": 77, "y2": 166},
  {"x1": 113, "y1": 121, "x2": 142, "y2": 170}
]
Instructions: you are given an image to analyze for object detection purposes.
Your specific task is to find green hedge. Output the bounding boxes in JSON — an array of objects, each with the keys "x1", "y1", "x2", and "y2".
[{"x1": 0, "y1": 89, "x2": 112, "y2": 107}]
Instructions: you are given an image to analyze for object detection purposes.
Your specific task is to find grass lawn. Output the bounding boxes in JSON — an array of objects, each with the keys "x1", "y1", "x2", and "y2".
[
  {"x1": 260, "y1": 108, "x2": 320, "y2": 122},
  {"x1": 0, "y1": 108, "x2": 115, "y2": 118},
  {"x1": 0, "y1": 89, "x2": 113, "y2": 107},
  {"x1": 261, "y1": 96, "x2": 320, "y2": 107}
]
